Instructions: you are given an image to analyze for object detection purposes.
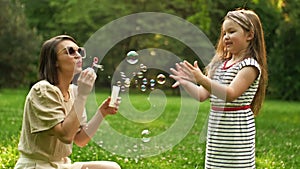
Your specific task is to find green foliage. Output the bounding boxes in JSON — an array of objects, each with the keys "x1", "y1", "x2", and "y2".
[
  {"x1": 2, "y1": 0, "x2": 299, "y2": 100},
  {"x1": 256, "y1": 100, "x2": 300, "y2": 168},
  {"x1": 0, "y1": 136, "x2": 19, "y2": 169},
  {"x1": 187, "y1": 0, "x2": 211, "y2": 35},
  {"x1": 0, "y1": 89, "x2": 299, "y2": 168},
  {"x1": 0, "y1": 0, "x2": 42, "y2": 88},
  {"x1": 268, "y1": 0, "x2": 300, "y2": 100},
  {"x1": 204, "y1": 0, "x2": 254, "y2": 43}
]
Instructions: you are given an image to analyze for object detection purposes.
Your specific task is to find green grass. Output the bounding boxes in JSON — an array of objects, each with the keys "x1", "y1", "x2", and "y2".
[{"x1": 0, "y1": 89, "x2": 299, "y2": 168}]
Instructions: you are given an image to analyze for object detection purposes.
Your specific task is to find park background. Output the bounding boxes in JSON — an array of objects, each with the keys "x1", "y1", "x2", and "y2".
[{"x1": 0, "y1": 0, "x2": 299, "y2": 168}]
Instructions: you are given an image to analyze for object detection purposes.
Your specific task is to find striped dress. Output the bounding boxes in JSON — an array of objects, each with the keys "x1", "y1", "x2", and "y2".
[{"x1": 205, "y1": 57, "x2": 261, "y2": 168}]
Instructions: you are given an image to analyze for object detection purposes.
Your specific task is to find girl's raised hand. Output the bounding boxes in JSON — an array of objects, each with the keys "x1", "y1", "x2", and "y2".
[
  {"x1": 183, "y1": 60, "x2": 204, "y2": 84},
  {"x1": 170, "y1": 60, "x2": 199, "y2": 87},
  {"x1": 169, "y1": 63, "x2": 187, "y2": 88}
]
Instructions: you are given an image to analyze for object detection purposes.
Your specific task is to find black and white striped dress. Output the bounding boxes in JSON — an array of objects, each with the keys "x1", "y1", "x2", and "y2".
[{"x1": 205, "y1": 57, "x2": 261, "y2": 168}]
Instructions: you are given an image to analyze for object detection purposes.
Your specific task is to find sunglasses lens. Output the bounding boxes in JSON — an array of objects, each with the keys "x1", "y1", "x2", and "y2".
[
  {"x1": 67, "y1": 47, "x2": 76, "y2": 55},
  {"x1": 78, "y1": 47, "x2": 86, "y2": 58}
]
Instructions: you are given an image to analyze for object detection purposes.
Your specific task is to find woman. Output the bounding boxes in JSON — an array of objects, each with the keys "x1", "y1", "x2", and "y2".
[{"x1": 15, "y1": 35, "x2": 121, "y2": 169}]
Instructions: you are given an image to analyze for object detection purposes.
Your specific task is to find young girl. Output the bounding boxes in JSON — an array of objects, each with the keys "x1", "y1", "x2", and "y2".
[{"x1": 170, "y1": 9, "x2": 267, "y2": 168}]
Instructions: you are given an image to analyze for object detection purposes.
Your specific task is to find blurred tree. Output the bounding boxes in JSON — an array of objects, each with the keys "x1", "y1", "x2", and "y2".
[
  {"x1": 0, "y1": 0, "x2": 41, "y2": 88},
  {"x1": 7, "y1": 0, "x2": 300, "y2": 100},
  {"x1": 21, "y1": 0, "x2": 132, "y2": 43},
  {"x1": 268, "y1": 0, "x2": 300, "y2": 100},
  {"x1": 23, "y1": 0, "x2": 212, "y2": 88}
]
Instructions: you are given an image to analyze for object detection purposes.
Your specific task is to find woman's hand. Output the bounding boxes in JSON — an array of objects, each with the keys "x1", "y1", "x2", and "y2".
[
  {"x1": 77, "y1": 67, "x2": 97, "y2": 97},
  {"x1": 99, "y1": 97, "x2": 121, "y2": 117}
]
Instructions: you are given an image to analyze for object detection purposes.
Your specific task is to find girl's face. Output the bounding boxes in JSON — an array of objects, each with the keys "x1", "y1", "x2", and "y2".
[
  {"x1": 222, "y1": 19, "x2": 252, "y2": 57},
  {"x1": 56, "y1": 40, "x2": 83, "y2": 75}
]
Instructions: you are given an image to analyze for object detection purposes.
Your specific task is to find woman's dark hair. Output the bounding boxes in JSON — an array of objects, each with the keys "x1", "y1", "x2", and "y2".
[{"x1": 38, "y1": 35, "x2": 77, "y2": 85}]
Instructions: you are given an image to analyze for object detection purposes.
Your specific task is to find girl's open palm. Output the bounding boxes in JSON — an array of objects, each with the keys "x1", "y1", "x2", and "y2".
[
  {"x1": 183, "y1": 60, "x2": 204, "y2": 84},
  {"x1": 170, "y1": 60, "x2": 203, "y2": 87},
  {"x1": 170, "y1": 62, "x2": 191, "y2": 88}
]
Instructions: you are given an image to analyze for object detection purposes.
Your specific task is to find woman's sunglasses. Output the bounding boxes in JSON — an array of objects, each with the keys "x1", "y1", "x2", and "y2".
[{"x1": 57, "y1": 46, "x2": 86, "y2": 59}]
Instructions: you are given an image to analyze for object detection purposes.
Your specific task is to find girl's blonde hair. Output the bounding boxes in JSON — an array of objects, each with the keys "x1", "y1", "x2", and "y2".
[{"x1": 206, "y1": 9, "x2": 268, "y2": 116}]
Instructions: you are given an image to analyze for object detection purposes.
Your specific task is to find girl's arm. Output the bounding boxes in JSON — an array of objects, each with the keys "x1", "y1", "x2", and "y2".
[
  {"x1": 183, "y1": 60, "x2": 259, "y2": 102},
  {"x1": 170, "y1": 63, "x2": 210, "y2": 102}
]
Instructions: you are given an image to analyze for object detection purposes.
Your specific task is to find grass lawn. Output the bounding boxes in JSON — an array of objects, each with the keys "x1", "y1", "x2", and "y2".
[{"x1": 0, "y1": 88, "x2": 299, "y2": 168}]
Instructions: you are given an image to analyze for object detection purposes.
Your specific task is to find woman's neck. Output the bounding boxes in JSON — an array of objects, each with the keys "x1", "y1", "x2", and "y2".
[{"x1": 57, "y1": 73, "x2": 73, "y2": 98}]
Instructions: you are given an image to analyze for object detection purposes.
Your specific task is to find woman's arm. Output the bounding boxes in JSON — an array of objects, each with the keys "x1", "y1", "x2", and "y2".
[
  {"x1": 49, "y1": 95, "x2": 87, "y2": 144},
  {"x1": 73, "y1": 98, "x2": 118, "y2": 147},
  {"x1": 48, "y1": 68, "x2": 96, "y2": 144}
]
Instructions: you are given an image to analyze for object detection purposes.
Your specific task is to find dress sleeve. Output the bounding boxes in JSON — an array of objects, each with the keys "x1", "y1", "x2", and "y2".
[
  {"x1": 238, "y1": 58, "x2": 261, "y2": 80},
  {"x1": 28, "y1": 81, "x2": 66, "y2": 133}
]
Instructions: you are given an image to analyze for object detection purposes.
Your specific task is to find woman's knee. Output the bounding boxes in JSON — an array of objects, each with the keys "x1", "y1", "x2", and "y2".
[
  {"x1": 79, "y1": 161, "x2": 121, "y2": 169},
  {"x1": 109, "y1": 161, "x2": 121, "y2": 169}
]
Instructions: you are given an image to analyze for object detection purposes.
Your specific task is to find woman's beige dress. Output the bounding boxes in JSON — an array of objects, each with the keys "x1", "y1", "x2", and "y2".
[{"x1": 15, "y1": 80, "x2": 86, "y2": 169}]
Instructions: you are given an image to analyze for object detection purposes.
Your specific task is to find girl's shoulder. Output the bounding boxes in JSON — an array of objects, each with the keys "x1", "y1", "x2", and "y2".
[
  {"x1": 238, "y1": 57, "x2": 261, "y2": 77},
  {"x1": 238, "y1": 57, "x2": 260, "y2": 69}
]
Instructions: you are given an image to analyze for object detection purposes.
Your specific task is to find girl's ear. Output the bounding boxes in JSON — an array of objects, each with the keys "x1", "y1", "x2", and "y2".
[{"x1": 246, "y1": 30, "x2": 254, "y2": 41}]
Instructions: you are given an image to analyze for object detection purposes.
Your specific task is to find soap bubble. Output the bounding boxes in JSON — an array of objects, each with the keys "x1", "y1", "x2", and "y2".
[
  {"x1": 126, "y1": 51, "x2": 139, "y2": 65},
  {"x1": 156, "y1": 74, "x2": 166, "y2": 85},
  {"x1": 121, "y1": 85, "x2": 126, "y2": 92},
  {"x1": 137, "y1": 71, "x2": 143, "y2": 79},
  {"x1": 142, "y1": 78, "x2": 148, "y2": 85},
  {"x1": 124, "y1": 78, "x2": 131, "y2": 88},
  {"x1": 140, "y1": 64, "x2": 147, "y2": 72},
  {"x1": 141, "y1": 129, "x2": 151, "y2": 143},
  {"x1": 150, "y1": 79, "x2": 155, "y2": 90},
  {"x1": 150, "y1": 79, "x2": 155, "y2": 87},
  {"x1": 117, "y1": 80, "x2": 122, "y2": 87},
  {"x1": 141, "y1": 84, "x2": 146, "y2": 92},
  {"x1": 119, "y1": 72, "x2": 126, "y2": 80}
]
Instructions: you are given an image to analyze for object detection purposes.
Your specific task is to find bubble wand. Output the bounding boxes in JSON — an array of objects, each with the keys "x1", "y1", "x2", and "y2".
[
  {"x1": 91, "y1": 57, "x2": 103, "y2": 70},
  {"x1": 91, "y1": 56, "x2": 119, "y2": 107}
]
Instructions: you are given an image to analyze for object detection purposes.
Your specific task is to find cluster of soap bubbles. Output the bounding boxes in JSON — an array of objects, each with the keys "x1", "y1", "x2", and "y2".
[
  {"x1": 115, "y1": 50, "x2": 170, "y2": 143},
  {"x1": 82, "y1": 12, "x2": 213, "y2": 159},
  {"x1": 114, "y1": 50, "x2": 166, "y2": 93}
]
